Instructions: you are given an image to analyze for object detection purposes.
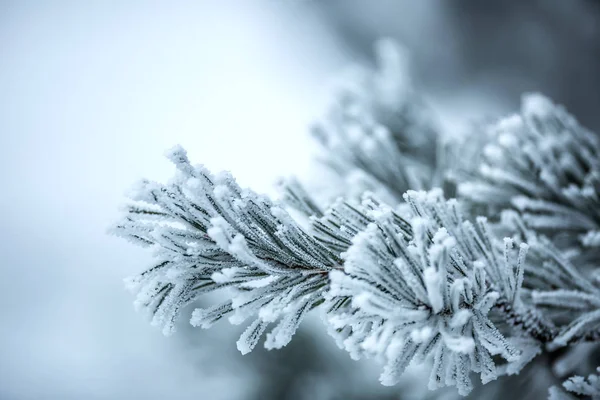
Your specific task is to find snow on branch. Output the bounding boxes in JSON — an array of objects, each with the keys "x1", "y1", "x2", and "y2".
[
  {"x1": 111, "y1": 146, "x2": 342, "y2": 353},
  {"x1": 458, "y1": 94, "x2": 600, "y2": 249},
  {"x1": 549, "y1": 366, "x2": 600, "y2": 400},
  {"x1": 112, "y1": 37, "x2": 600, "y2": 400},
  {"x1": 454, "y1": 94, "x2": 600, "y2": 351},
  {"x1": 325, "y1": 189, "x2": 546, "y2": 396},
  {"x1": 310, "y1": 38, "x2": 440, "y2": 202}
]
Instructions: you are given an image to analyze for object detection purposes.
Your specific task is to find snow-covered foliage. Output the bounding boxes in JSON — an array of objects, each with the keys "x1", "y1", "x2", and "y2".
[
  {"x1": 455, "y1": 95, "x2": 600, "y2": 353},
  {"x1": 549, "y1": 366, "x2": 600, "y2": 400},
  {"x1": 562, "y1": 367, "x2": 600, "y2": 399},
  {"x1": 112, "y1": 146, "x2": 342, "y2": 353},
  {"x1": 326, "y1": 189, "x2": 537, "y2": 396},
  {"x1": 458, "y1": 94, "x2": 600, "y2": 250},
  {"x1": 311, "y1": 39, "x2": 439, "y2": 202},
  {"x1": 113, "y1": 39, "x2": 600, "y2": 398}
]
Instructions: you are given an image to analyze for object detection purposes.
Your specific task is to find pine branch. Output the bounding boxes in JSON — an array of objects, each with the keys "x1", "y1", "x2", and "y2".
[
  {"x1": 549, "y1": 366, "x2": 600, "y2": 400},
  {"x1": 494, "y1": 297, "x2": 557, "y2": 343},
  {"x1": 111, "y1": 146, "x2": 342, "y2": 353},
  {"x1": 457, "y1": 94, "x2": 600, "y2": 252},
  {"x1": 311, "y1": 38, "x2": 440, "y2": 202},
  {"x1": 112, "y1": 38, "x2": 600, "y2": 400},
  {"x1": 325, "y1": 189, "x2": 548, "y2": 396},
  {"x1": 452, "y1": 95, "x2": 600, "y2": 352}
]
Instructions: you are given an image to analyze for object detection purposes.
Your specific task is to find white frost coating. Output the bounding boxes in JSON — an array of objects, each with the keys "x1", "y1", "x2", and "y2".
[
  {"x1": 210, "y1": 267, "x2": 240, "y2": 283},
  {"x1": 114, "y1": 145, "x2": 337, "y2": 356},
  {"x1": 498, "y1": 132, "x2": 519, "y2": 148},
  {"x1": 424, "y1": 267, "x2": 444, "y2": 314},
  {"x1": 522, "y1": 93, "x2": 555, "y2": 119},
  {"x1": 352, "y1": 292, "x2": 373, "y2": 309},
  {"x1": 553, "y1": 367, "x2": 600, "y2": 399},
  {"x1": 483, "y1": 144, "x2": 504, "y2": 162},
  {"x1": 228, "y1": 312, "x2": 247, "y2": 326},
  {"x1": 212, "y1": 184, "x2": 231, "y2": 201},
  {"x1": 189, "y1": 308, "x2": 204, "y2": 327},
  {"x1": 495, "y1": 114, "x2": 524, "y2": 136},
  {"x1": 450, "y1": 310, "x2": 472, "y2": 329},
  {"x1": 328, "y1": 190, "x2": 529, "y2": 396},
  {"x1": 123, "y1": 275, "x2": 142, "y2": 292},
  {"x1": 582, "y1": 230, "x2": 600, "y2": 247},
  {"x1": 228, "y1": 235, "x2": 256, "y2": 264},
  {"x1": 236, "y1": 319, "x2": 268, "y2": 355},
  {"x1": 241, "y1": 276, "x2": 277, "y2": 289},
  {"x1": 444, "y1": 336, "x2": 475, "y2": 354},
  {"x1": 429, "y1": 227, "x2": 456, "y2": 264},
  {"x1": 511, "y1": 195, "x2": 532, "y2": 211},
  {"x1": 431, "y1": 227, "x2": 450, "y2": 244},
  {"x1": 410, "y1": 326, "x2": 433, "y2": 343},
  {"x1": 165, "y1": 267, "x2": 184, "y2": 281},
  {"x1": 258, "y1": 298, "x2": 285, "y2": 323},
  {"x1": 461, "y1": 92, "x2": 600, "y2": 269},
  {"x1": 163, "y1": 144, "x2": 188, "y2": 165},
  {"x1": 207, "y1": 217, "x2": 232, "y2": 251}
]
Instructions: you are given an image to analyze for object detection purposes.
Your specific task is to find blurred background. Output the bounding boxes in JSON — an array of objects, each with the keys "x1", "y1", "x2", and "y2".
[{"x1": 1, "y1": 1, "x2": 599, "y2": 399}]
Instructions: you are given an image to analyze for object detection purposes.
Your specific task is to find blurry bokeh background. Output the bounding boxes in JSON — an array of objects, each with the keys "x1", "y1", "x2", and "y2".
[{"x1": 1, "y1": 1, "x2": 599, "y2": 399}]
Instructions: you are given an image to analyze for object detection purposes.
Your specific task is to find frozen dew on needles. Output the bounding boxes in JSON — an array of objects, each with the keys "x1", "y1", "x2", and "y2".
[
  {"x1": 310, "y1": 38, "x2": 440, "y2": 203},
  {"x1": 112, "y1": 145, "x2": 341, "y2": 352},
  {"x1": 326, "y1": 189, "x2": 533, "y2": 396},
  {"x1": 112, "y1": 38, "x2": 600, "y2": 398}
]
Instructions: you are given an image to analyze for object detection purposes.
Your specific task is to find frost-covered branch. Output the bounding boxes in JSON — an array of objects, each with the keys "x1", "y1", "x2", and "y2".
[
  {"x1": 325, "y1": 189, "x2": 547, "y2": 396},
  {"x1": 311, "y1": 39, "x2": 440, "y2": 202},
  {"x1": 453, "y1": 94, "x2": 600, "y2": 353},
  {"x1": 549, "y1": 366, "x2": 600, "y2": 400},
  {"x1": 458, "y1": 94, "x2": 600, "y2": 252},
  {"x1": 112, "y1": 38, "x2": 600, "y2": 400},
  {"x1": 111, "y1": 146, "x2": 342, "y2": 353}
]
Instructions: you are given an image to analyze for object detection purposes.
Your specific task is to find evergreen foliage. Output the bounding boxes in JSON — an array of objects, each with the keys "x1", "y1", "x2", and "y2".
[{"x1": 113, "y1": 39, "x2": 600, "y2": 398}]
